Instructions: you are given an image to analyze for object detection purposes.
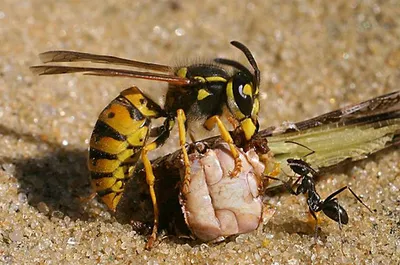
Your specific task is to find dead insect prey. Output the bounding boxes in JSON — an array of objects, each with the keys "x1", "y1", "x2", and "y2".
[{"x1": 179, "y1": 142, "x2": 265, "y2": 242}]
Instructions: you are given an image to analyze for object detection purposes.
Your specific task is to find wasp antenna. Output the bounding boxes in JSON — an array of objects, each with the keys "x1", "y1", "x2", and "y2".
[{"x1": 230, "y1": 41, "x2": 260, "y2": 86}]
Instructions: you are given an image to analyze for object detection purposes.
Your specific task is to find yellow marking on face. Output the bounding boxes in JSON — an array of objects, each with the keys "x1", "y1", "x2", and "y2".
[
  {"x1": 252, "y1": 98, "x2": 259, "y2": 116},
  {"x1": 205, "y1": 76, "x2": 227, "y2": 82},
  {"x1": 127, "y1": 126, "x2": 149, "y2": 146},
  {"x1": 121, "y1": 87, "x2": 159, "y2": 117},
  {"x1": 197, "y1": 89, "x2": 211, "y2": 100},
  {"x1": 243, "y1": 84, "x2": 253, "y2": 97},
  {"x1": 241, "y1": 118, "x2": 257, "y2": 140},
  {"x1": 226, "y1": 81, "x2": 234, "y2": 99},
  {"x1": 88, "y1": 158, "x2": 120, "y2": 173},
  {"x1": 90, "y1": 135, "x2": 128, "y2": 154},
  {"x1": 226, "y1": 81, "x2": 245, "y2": 120},
  {"x1": 99, "y1": 103, "x2": 147, "y2": 135},
  {"x1": 176, "y1": 67, "x2": 187, "y2": 78}
]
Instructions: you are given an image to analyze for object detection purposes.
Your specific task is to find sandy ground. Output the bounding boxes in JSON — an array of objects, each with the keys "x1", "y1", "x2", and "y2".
[{"x1": 0, "y1": 0, "x2": 399, "y2": 264}]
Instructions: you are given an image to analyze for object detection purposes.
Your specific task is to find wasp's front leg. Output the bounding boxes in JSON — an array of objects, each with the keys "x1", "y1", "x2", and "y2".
[
  {"x1": 176, "y1": 109, "x2": 192, "y2": 194},
  {"x1": 203, "y1": 115, "x2": 242, "y2": 177}
]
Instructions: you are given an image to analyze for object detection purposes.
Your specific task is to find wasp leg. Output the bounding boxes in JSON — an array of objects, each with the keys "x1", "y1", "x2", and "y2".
[
  {"x1": 78, "y1": 191, "x2": 97, "y2": 204},
  {"x1": 177, "y1": 109, "x2": 191, "y2": 194},
  {"x1": 141, "y1": 119, "x2": 173, "y2": 250},
  {"x1": 204, "y1": 115, "x2": 242, "y2": 177}
]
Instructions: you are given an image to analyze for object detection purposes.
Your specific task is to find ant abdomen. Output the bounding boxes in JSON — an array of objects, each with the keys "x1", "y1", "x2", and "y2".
[{"x1": 322, "y1": 201, "x2": 349, "y2": 225}]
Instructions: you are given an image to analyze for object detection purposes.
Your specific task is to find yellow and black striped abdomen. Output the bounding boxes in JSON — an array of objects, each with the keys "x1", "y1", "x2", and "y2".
[{"x1": 88, "y1": 86, "x2": 162, "y2": 211}]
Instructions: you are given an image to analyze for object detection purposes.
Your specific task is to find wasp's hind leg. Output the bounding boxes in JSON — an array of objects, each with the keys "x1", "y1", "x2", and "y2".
[
  {"x1": 141, "y1": 118, "x2": 173, "y2": 250},
  {"x1": 203, "y1": 115, "x2": 242, "y2": 177}
]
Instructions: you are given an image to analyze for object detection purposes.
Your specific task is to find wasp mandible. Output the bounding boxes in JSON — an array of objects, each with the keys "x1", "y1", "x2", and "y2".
[{"x1": 31, "y1": 41, "x2": 260, "y2": 248}]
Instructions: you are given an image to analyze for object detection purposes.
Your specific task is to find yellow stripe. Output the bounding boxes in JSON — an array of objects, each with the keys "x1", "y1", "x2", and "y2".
[
  {"x1": 88, "y1": 158, "x2": 120, "y2": 173},
  {"x1": 197, "y1": 89, "x2": 211, "y2": 100},
  {"x1": 205, "y1": 76, "x2": 227, "y2": 82},
  {"x1": 91, "y1": 177, "x2": 116, "y2": 191},
  {"x1": 121, "y1": 87, "x2": 159, "y2": 117},
  {"x1": 113, "y1": 167, "x2": 126, "y2": 179},
  {"x1": 117, "y1": 148, "x2": 135, "y2": 162},
  {"x1": 111, "y1": 180, "x2": 123, "y2": 192},
  {"x1": 176, "y1": 67, "x2": 187, "y2": 78},
  {"x1": 126, "y1": 126, "x2": 149, "y2": 146},
  {"x1": 99, "y1": 103, "x2": 147, "y2": 135},
  {"x1": 194, "y1": 76, "x2": 206, "y2": 82},
  {"x1": 90, "y1": 135, "x2": 128, "y2": 154},
  {"x1": 100, "y1": 193, "x2": 122, "y2": 211}
]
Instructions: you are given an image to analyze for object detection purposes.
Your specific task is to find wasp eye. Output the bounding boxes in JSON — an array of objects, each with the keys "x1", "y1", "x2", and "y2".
[{"x1": 232, "y1": 72, "x2": 254, "y2": 116}]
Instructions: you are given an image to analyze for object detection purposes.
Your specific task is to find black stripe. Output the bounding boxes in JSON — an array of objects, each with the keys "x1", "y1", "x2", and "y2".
[
  {"x1": 89, "y1": 148, "x2": 118, "y2": 160},
  {"x1": 116, "y1": 95, "x2": 146, "y2": 121},
  {"x1": 98, "y1": 188, "x2": 120, "y2": 197},
  {"x1": 120, "y1": 151, "x2": 141, "y2": 166},
  {"x1": 92, "y1": 120, "x2": 126, "y2": 141},
  {"x1": 90, "y1": 171, "x2": 114, "y2": 180}
]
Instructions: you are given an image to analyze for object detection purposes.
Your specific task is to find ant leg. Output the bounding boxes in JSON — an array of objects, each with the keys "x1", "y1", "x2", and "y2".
[
  {"x1": 323, "y1": 186, "x2": 348, "y2": 202},
  {"x1": 336, "y1": 199, "x2": 343, "y2": 230},
  {"x1": 265, "y1": 175, "x2": 301, "y2": 195},
  {"x1": 309, "y1": 208, "x2": 319, "y2": 241},
  {"x1": 204, "y1": 115, "x2": 242, "y2": 177},
  {"x1": 324, "y1": 186, "x2": 373, "y2": 213},
  {"x1": 347, "y1": 187, "x2": 373, "y2": 213}
]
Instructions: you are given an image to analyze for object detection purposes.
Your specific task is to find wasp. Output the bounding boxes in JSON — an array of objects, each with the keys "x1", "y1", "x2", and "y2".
[{"x1": 31, "y1": 41, "x2": 260, "y2": 248}]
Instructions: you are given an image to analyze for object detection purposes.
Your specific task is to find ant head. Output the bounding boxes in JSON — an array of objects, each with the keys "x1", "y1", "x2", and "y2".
[
  {"x1": 287, "y1": 158, "x2": 313, "y2": 176},
  {"x1": 322, "y1": 200, "x2": 349, "y2": 225}
]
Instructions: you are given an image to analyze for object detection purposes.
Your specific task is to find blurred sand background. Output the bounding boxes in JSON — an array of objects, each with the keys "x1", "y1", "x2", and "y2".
[{"x1": 0, "y1": 0, "x2": 399, "y2": 264}]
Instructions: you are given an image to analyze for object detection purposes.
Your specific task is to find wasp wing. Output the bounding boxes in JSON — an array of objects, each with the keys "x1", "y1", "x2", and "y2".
[
  {"x1": 38, "y1": 50, "x2": 171, "y2": 72},
  {"x1": 262, "y1": 90, "x2": 399, "y2": 186},
  {"x1": 292, "y1": 90, "x2": 400, "y2": 131},
  {"x1": 30, "y1": 65, "x2": 190, "y2": 85}
]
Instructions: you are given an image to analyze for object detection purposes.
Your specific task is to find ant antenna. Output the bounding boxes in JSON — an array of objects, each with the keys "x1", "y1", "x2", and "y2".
[{"x1": 284, "y1": 140, "x2": 315, "y2": 158}]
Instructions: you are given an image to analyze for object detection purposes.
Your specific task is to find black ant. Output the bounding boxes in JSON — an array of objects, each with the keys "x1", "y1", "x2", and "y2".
[{"x1": 268, "y1": 141, "x2": 373, "y2": 237}]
